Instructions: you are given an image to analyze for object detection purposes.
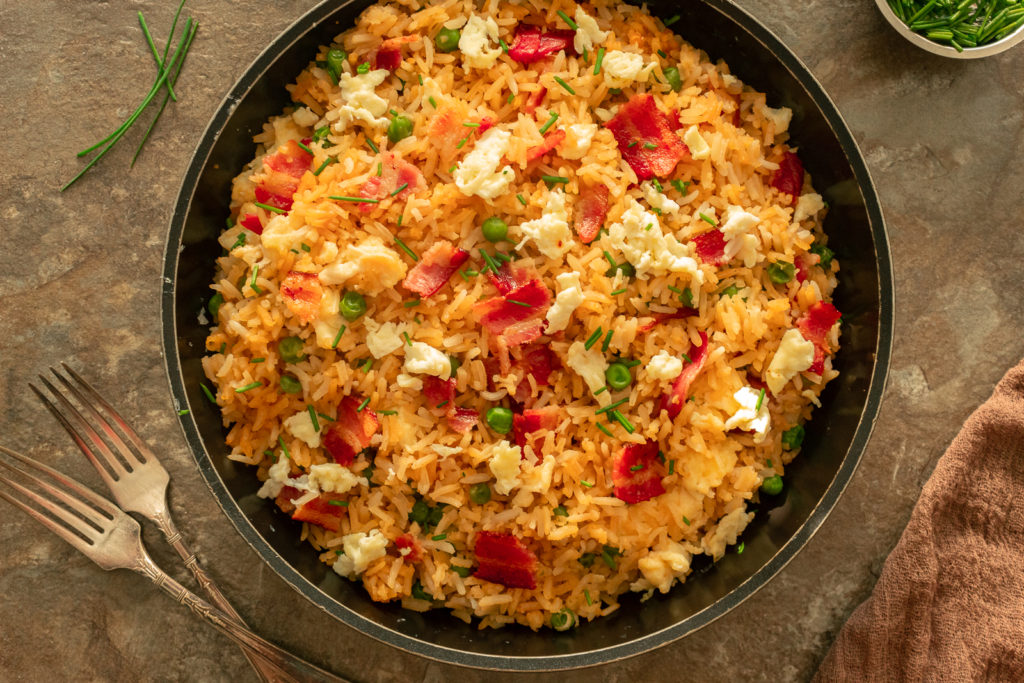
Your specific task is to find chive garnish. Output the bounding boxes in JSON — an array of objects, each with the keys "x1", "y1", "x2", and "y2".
[
  {"x1": 436, "y1": 400, "x2": 449, "y2": 409},
  {"x1": 308, "y1": 405, "x2": 320, "y2": 432},
  {"x1": 665, "y1": 14, "x2": 681, "y2": 26},
  {"x1": 610, "y1": 288, "x2": 627, "y2": 296},
  {"x1": 601, "y1": 329, "x2": 614, "y2": 352},
  {"x1": 200, "y1": 383, "x2": 216, "y2": 403},
  {"x1": 448, "y1": 164, "x2": 457, "y2": 174},
  {"x1": 620, "y1": 359, "x2": 642, "y2": 368},
  {"x1": 506, "y1": 299, "x2": 532, "y2": 307},
  {"x1": 668, "y1": 285, "x2": 684, "y2": 295},
  {"x1": 698, "y1": 212, "x2": 718, "y2": 226},
  {"x1": 377, "y1": 409, "x2": 398, "y2": 416},
  {"x1": 541, "y1": 175, "x2": 569, "y2": 185},
  {"x1": 500, "y1": 38, "x2": 510, "y2": 53},
  {"x1": 231, "y1": 232, "x2": 247, "y2": 249},
  {"x1": 432, "y1": 533, "x2": 448, "y2": 541},
  {"x1": 278, "y1": 435, "x2": 291, "y2": 459},
  {"x1": 594, "y1": 47, "x2": 606, "y2": 75},
  {"x1": 611, "y1": 410, "x2": 634, "y2": 433},
  {"x1": 376, "y1": 162, "x2": 383, "y2": 177},
  {"x1": 235, "y1": 381, "x2": 261, "y2": 393},
  {"x1": 554, "y1": 76, "x2": 576, "y2": 95},
  {"x1": 390, "y1": 236, "x2": 417, "y2": 262},
  {"x1": 331, "y1": 325, "x2": 346, "y2": 349},
  {"x1": 403, "y1": 299, "x2": 420, "y2": 308},
  {"x1": 657, "y1": 49, "x2": 668, "y2": 59},
  {"x1": 553, "y1": 505, "x2": 569, "y2": 517},
  {"x1": 254, "y1": 201, "x2": 285, "y2": 214},
  {"x1": 603, "y1": 251, "x2": 617, "y2": 268},
  {"x1": 328, "y1": 500, "x2": 349, "y2": 507},
  {"x1": 517, "y1": 194, "x2": 528, "y2": 206},
  {"x1": 313, "y1": 157, "x2": 334, "y2": 176},
  {"x1": 329, "y1": 195, "x2": 379, "y2": 204},
  {"x1": 630, "y1": 464, "x2": 644, "y2": 472},
  {"x1": 627, "y1": 140, "x2": 639, "y2": 149},
  {"x1": 456, "y1": 136, "x2": 470, "y2": 149},
  {"x1": 480, "y1": 249, "x2": 500, "y2": 274},
  {"x1": 682, "y1": 514, "x2": 690, "y2": 525},
  {"x1": 538, "y1": 112, "x2": 560, "y2": 134},
  {"x1": 557, "y1": 9, "x2": 578, "y2": 30},
  {"x1": 402, "y1": 331, "x2": 413, "y2": 347},
  {"x1": 249, "y1": 265, "x2": 262, "y2": 294},
  {"x1": 594, "y1": 386, "x2": 608, "y2": 395},
  {"x1": 584, "y1": 589, "x2": 593, "y2": 605},
  {"x1": 356, "y1": 397, "x2": 371, "y2": 412},
  {"x1": 584, "y1": 328, "x2": 603, "y2": 350},
  {"x1": 458, "y1": 269, "x2": 469, "y2": 281},
  {"x1": 296, "y1": 141, "x2": 315, "y2": 156},
  {"x1": 596, "y1": 423, "x2": 613, "y2": 437},
  {"x1": 365, "y1": 137, "x2": 379, "y2": 153},
  {"x1": 390, "y1": 182, "x2": 409, "y2": 197},
  {"x1": 643, "y1": 142, "x2": 657, "y2": 150},
  {"x1": 462, "y1": 122, "x2": 481, "y2": 128},
  {"x1": 428, "y1": 96, "x2": 438, "y2": 108},
  {"x1": 177, "y1": 408, "x2": 189, "y2": 416},
  {"x1": 755, "y1": 387, "x2": 766, "y2": 412},
  {"x1": 595, "y1": 397, "x2": 629, "y2": 415},
  {"x1": 361, "y1": 358, "x2": 373, "y2": 372},
  {"x1": 251, "y1": 357, "x2": 265, "y2": 363},
  {"x1": 580, "y1": 480, "x2": 594, "y2": 488}
]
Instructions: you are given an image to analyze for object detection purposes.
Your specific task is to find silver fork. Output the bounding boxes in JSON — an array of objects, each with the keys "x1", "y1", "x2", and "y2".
[
  {"x1": 0, "y1": 445, "x2": 340, "y2": 682},
  {"x1": 31, "y1": 365, "x2": 344, "y2": 683}
]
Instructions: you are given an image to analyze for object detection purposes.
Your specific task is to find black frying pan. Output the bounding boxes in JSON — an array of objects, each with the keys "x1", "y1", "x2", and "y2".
[{"x1": 161, "y1": 0, "x2": 892, "y2": 671}]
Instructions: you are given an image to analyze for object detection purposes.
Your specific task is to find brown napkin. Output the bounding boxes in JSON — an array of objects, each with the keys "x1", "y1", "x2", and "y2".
[{"x1": 815, "y1": 360, "x2": 1024, "y2": 682}]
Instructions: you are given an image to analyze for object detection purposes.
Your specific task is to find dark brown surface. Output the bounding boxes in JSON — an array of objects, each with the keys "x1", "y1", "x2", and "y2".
[{"x1": 0, "y1": 1, "x2": 1022, "y2": 681}]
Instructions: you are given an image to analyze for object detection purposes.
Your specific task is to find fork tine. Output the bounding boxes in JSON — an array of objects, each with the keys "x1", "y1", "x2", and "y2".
[
  {"x1": 49, "y1": 368, "x2": 144, "y2": 468},
  {"x1": 60, "y1": 362, "x2": 153, "y2": 461},
  {"x1": 0, "y1": 465, "x2": 107, "y2": 550},
  {"x1": 0, "y1": 486, "x2": 96, "y2": 555},
  {"x1": 33, "y1": 376, "x2": 131, "y2": 479}
]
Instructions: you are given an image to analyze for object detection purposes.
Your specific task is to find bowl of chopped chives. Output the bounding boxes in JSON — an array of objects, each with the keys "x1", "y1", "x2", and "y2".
[{"x1": 876, "y1": 0, "x2": 1024, "y2": 58}]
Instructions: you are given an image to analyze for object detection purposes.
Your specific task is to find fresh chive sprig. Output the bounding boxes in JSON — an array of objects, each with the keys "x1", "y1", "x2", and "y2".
[{"x1": 886, "y1": 0, "x2": 1024, "y2": 51}]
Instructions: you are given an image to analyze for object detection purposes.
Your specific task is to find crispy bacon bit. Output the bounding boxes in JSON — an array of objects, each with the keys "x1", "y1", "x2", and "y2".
[
  {"x1": 487, "y1": 262, "x2": 529, "y2": 296},
  {"x1": 638, "y1": 308, "x2": 698, "y2": 333},
  {"x1": 394, "y1": 533, "x2": 423, "y2": 563},
  {"x1": 359, "y1": 153, "x2": 425, "y2": 211},
  {"x1": 402, "y1": 242, "x2": 470, "y2": 298},
  {"x1": 240, "y1": 212, "x2": 264, "y2": 235},
  {"x1": 612, "y1": 440, "x2": 666, "y2": 504},
  {"x1": 659, "y1": 332, "x2": 709, "y2": 420},
  {"x1": 514, "y1": 345, "x2": 560, "y2": 402},
  {"x1": 573, "y1": 182, "x2": 610, "y2": 244},
  {"x1": 508, "y1": 25, "x2": 576, "y2": 64},
  {"x1": 522, "y1": 87, "x2": 548, "y2": 114},
  {"x1": 526, "y1": 129, "x2": 566, "y2": 162},
  {"x1": 478, "y1": 116, "x2": 496, "y2": 134},
  {"x1": 255, "y1": 139, "x2": 314, "y2": 213},
  {"x1": 473, "y1": 531, "x2": 538, "y2": 589},
  {"x1": 264, "y1": 139, "x2": 314, "y2": 177},
  {"x1": 290, "y1": 495, "x2": 346, "y2": 532},
  {"x1": 373, "y1": 35, "x2": 418, "y2": 71},
  {"x1": 797, "y1": 302, "x2": 841, "y2": 374},
  {"x1": 422, "y1": 376, "x2": 456, "y2": 410},
  {"x1": 449, "y1": 407, "x2": 478, "y2": 433},
  {"x1": 795, "y1": 254, "x2": 811, "y2": 284},
  {"x1": 322, "y1": 396, "x2": 380, "y2": 466},
  {"x1": 511, "y1": 407, "x2": 561, "y2": 456},
  {"x1": 692, "y1": 229, "x2": 727, "y2": 266},
  {"x1": 771, "y1": 151, "x2": 804, "y2": 199},
  {"x1": 474, "y1": 280, "x2": 552, "y2": 340},
  {"x1": 280, "y1": 271, "x2": 323, "y2": 323},
  {"x1": 606, "y1": 94, "x2": 690, "y2": 181},
  {"x1": 254, "y1": 186, "x2": 292, "y2": 212},
  {"x1": 429, "y1": 108, "x2": 463, "y2": 163}
]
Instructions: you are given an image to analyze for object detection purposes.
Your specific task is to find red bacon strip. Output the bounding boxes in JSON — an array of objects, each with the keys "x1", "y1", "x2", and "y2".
[
  {"x1": 523, "y1": 87, "x2": 548, "y2": 115},
  {"x1": 359, "y1": 153, "x2": 425, "y2": 211},
  {"x1": 448, "y1": 407, "x2": 479, "y2": 434},
  {"x1": 606, "y1": 94, "x2": 689, "y2": 181},
  {"x1": 240, "y1": 212, "x2": 264, "y2": 235},
  {"x1": 638, "y1": 308, "x2": 698, "y2": 333},
  {"x1": 373, "y1": 35, "x2": 418, "y2": 71},
  {"x1": 280, "y1": 271, "x2": 323, "y2": 323},
  {"x1": 474, "y1": 280, "x2": 552, "y2": 339},
  {"x1": 255, "y1": 139, "x2": 314, "y2": 213},
  {"x1": 797, "y1": 301, "x2": 841, "y2": 374},
  {"x1": 473, "y1": 531, "x2": 538, "y2": 589},
  {"x1": 526, "y1": 129, "x2": 566, "y2": 162},
  {"x1": 275, "y1": 486, "x2": 346, "y2": 532},
  {"x1": 612, "y1": 440, "x2": 666, "y2": 504},
  {"x1": 692, "y1": 229, "x2": 727, "y2": 266},
  {"x1": 264, "y1": 139, "x2": 314, "y2": 177},
  {"x1": 573, "y1": 182, "x2": 610, "y2": 244},
  {"x1": 422, "y1": 376, "x2": 456, "y2": 410},
  {"x1": 508, "y1": 25, "x2": 576, "y2": 64},
  {"x1": 513, "y1": 345, "x2": 560, "y2": 402},
  {"x1": 487, "y1": 262, "x2": 529, "y2": 296},
  {"x1": 322, "y1": 396, "x2": 380, "y2": 466},
  {"x1": 771, "y1": 151, "x2": 804, "y2": 199},
  {"x1": 658, "y1": 332, "x2": 710, "y2": 420},
  {"x1": 511, "y1": 406, "x2": 561, "y2": 457},
  {"x1": 478, "y1": 116, "x2": 496, "y2": 134},
  {"x1": 402, "y1": 242, "x2": 470, "y2": 298},
  {"x1": 394, "y1": 533, "x2": 423, "y2": 563}
]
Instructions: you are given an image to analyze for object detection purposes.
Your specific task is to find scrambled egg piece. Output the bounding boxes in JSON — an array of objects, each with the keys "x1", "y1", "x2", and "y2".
[{"x1": 319, "y1": 237, "x2": 407, "y2": 295}]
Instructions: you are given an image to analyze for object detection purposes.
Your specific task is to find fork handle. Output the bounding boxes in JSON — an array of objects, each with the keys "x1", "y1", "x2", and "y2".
[{"x1": 137, "y1": 555, "x2": 346, "y2": 683}]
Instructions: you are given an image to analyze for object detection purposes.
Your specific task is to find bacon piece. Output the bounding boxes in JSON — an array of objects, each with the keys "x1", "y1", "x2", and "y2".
[
  {"x1": 511, "y1": 406, "x2": 561, "y2": 456},
  {"x1": 514, "y1": 345, "x2": 560, "y2": 402},
  {"x1": 474, "y1": 280, "x2": 552, "y2": 338},
  {"x1": 573, "y1": 182, "x2": 610, "y2": 244},
  {"x1": 254, "y1": 186, "x2": 292, "y2": 212},
  {"x1": 255, "y1": 139, "x2": 314, "y2": 213},
  {"x1": 797, "y1": 302, "x2": 841, "y2": 374},
  {"x1": 526, "y1": 129, "x2": 566, "y2": 162},
  {"x1": 448, "y1": 407, "x2": 478, "y2": 434},
  {"x1": 612, "y1": 440, "x2": 666, "y2": 504},
  {"x1": 373, "y1": 35, "x2": 418, "y2": 71},
  {"x1": 280, "y1": 271, "x2": 323, "y2": 323},
  {"x1": 264, "y1": 139, "x2": 314, "y2": 177},
  {"x1": 473, "y1": 531, "x2": 538, "y2": 589},
  {"x1": 523, "y1": 87, "x2": 548, "y2": 115},
  {"x1": 606, "y1": 94, "x2": 690, "y2": 181},
  {"x1": 358, "y1": 153, "x2": 425, "y2": 211},
  {"x1": 322, "y1": 396, "x2": 380, "y2": 466},
  {"x1": 638, "y1": 308, "x2": 698, "y2": 333},
  {"x1": 508, "y1": 25, "x2": 576, "y2": 64},
  {"x1": 394, "y1": 533, "x2": 423, "y2": 563},
  {"x1": 240, "y1": 212, "x2": 264, "y2": 235},
  {"x1": 487, "y1": 262, "x2": 530, "y2": 296},
  {"x1": 771, "y1": 151, "x2": 804, "y2": 199},
  {"x1": 795, "y1": 254, "x2": 811, "y2": 284},
  {"x1": 428, "y1": 108, "x2": 464, "y2": 163},
  {"x1": 692, "y1": 229, "x2": 727, "y2": 266},
  {"x1": 402, "y1": 242, "x2": 470, "y2": 298},
  {"x1": 478, "y1": 116, "x2": 496, "y2": 134},
  {"x1": 422, "y1": 376, "x2": 456, "y2": 410},
  {"x1": 290, "y1": 495, "x2": 346, "y2": 532},
  {"x1": 658, "y1": 332, "x2": 709, "y2": 420}
]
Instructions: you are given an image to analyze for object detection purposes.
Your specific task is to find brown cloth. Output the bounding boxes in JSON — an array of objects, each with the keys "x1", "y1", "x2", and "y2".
[{"x1": 815, "y1": 360, "x2": 1024, "y2": 682}]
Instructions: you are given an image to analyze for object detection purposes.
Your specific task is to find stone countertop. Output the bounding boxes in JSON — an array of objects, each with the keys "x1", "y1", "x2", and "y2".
[{"x1": 1, "y1": 1, "x2": 1022, "y2": 681}]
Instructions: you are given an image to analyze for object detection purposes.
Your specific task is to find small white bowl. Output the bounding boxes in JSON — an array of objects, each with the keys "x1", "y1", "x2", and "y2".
[{"x1": 875, "y1": 0, "x2": 1024, "y2": 59}]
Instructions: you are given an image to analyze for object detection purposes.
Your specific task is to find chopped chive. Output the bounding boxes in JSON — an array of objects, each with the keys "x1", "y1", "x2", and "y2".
[
  {"x1": 553, "y1": 76, "x2": 576, "y2": 95},
  {"x1": 627, "y1": 140, "x2": 639, "y2": 148},
  {"x1": 596, "y1": 422, "x2": 614, "y2": 437},
  {"x1": 219, "y1": 343, "x2": 226, "y2": 354},
  {"x1": 698, "y1": 212, "x2": 717, "y2": 226},
  {"x1": 456, "y1": 136, "x2": 470, "y2": 149},
  {"x1": 418, "y1": 74, "x2": 424, "y2": 85},
  {"x1": 390, "y1": 182, "x2": 409, "y2": 197},
  {"x1": 611, "y1": 410, "x2": 634, "y2": 433},
  {"x1": 506, "y1": 299, "x2": 532, "y2": 307},
  {"x1": 595, "y1": 397, "x2": 629, "y2": 415},
  {"x1": 365, "y1": 137, "x2": 379, "y2": 153},
  {"x1": 541, "y1": 175, "x2": 569, "y2": 185},
  {"x1": 538, "y1": 112, "x2": 560, "y2": 134},
  {"x1": 328, "y1": 500, "x2": 349, "y2": 507},
  {"x1": 235, "y1": 381, "x2": 262, "y2": 393},
  {"x1": 643, "y1": 142, "x2": 657, "y2": 150},
  {"x1": 584, "y1": 589, "x2": 593, "y2": 605},
  {"x1": 671, "y1": 179, "x2": 690, "y2": 194},
  {"x1": 603, "y1": 250, "x2": 617, "y2": 267},
  {"x1": 361, "y1": 358, "x2": 373, "y2": 372},
  {"x1": 356, "y1": 397, "x2": 371, "y2": 412},
  {"x1": 657, "y1": 49, "x2": 668, "y2": 59},
  {"x1": 584, "y1": 327, "x2": 603, "y2": 350},
  {"x1": 620, "y1": 359, "x2": 642, "y2": 368},
  {"x1": 377, "y1": 161, "x2": 383, "y2": 177},
  {"x1": 432, "y1": 533, "x2": 448, "y2": 541},
  {"x1": 651, "y1": 178, "x2": 664, "y2": 193},
  {"x1": 480, "y1": 249, "x2": 500, "y2": 273},
  {"x1": 254, "y1": 201, "x2": 286, "y2": 214},
  {"x1": 428, "y1": 96, "x2": 438, "y2": 108},
  {"x1": 331, "y1": 325, "x2": 346, "y2": 349},
  {"x1": 394, "y1": 236, "x2": 419, "y2": 261},
  {"x1": 499, "y1": 38, "x2": 510, "y2": 54},
  {"x1": 557, "y1": 9, "x2": 578, "y2": 30},
  {"x1": 630, "y1": 464, "x2": 644, "y2": 472},
  {"x1": 436, "y1": 400, "x2": 449, "y2": 409},
  {"x1": 462, "y1": 122, "x2": 481, "y2": 128},
  {"x1": 682, "y1": 514, "x2": 690, "y2": 525},
  {"x1": 553, "y1": 505, "x2": 569, "y2": 517},
  {"x1": 403, "y1": 299, "x2": 420, "y2": 308},
  {"x1": 665, "y1": 14, "x2": 680, "y2": 26},
  {"x1": 580, "y1": 480, "x2": 594, "y2": 488},
  {"x1": 737, "y1": 541, "x2": 745, "y2": 554},
  {"x1": 277, "y1": 435, "x2": 291, "y2": 459},
  {"x1": 300, "y1": 243, "x2": 312, "y2": 252},
  {"x1": 377, "y1": 409, "x2": 398, "y2": 416},
  {"x1": 329, "y1": 195, "x2": 379, "y2": 204},
  {"x1": 313, "y1": 157, "x2": 334, "y2": 176},
  {"x1": 517, "y1": 193, "x2": 528, "y2": 206},
  {"x1": 402, "y1": 331, "x2": 413, "y2": 346},
  {"x1": 594, "y1": 47, "x2": 605, "y2": 75},
  {"x1": 755, "y1": 387, "x2": 766, "y2": 412},
  {"x1": 231, "y1": 232, "x2": 247, "y2": 249},
  {"x1": 594, "y1": 386, "x2": 608, "y2": 395},
  {"x1": 448, "y1": 164, "x2": 457, "y2": 174},
  {"x1": 177, "y1": 408, "x2": 190, "y2": 416},
  {"x1": 250, "y1": 357, "x2": 266, "y2": 363},
  {"x1": 317, "y1": 411, "x2": 335, "y2": 423},
  {"x1": 601, "y1": 329, "x2": 614, "y2": 352},
  {"x1": 644, "y1": 222, "x2": 653, "y2": 232},
  {"x1": 249, "y1": 264, "x2": 261, "y2": 294},
  {"x1": 668, "y1": 285, "x2": 684, "y2": 295},
  {"x1": 610, "y1": 288, "x2": 627, "y2": 296},
  {"x1": 458, "y1": 269, "x2": 469, "y2": 281},
  {"x1": 681, "y1": 352, "x2": 692, "y2": 364},
  {"x1": 668, "y1": 460, "x2": 676, "y2": 475},
  {"x1": 289, "y1": 248, "x2": 300, "y2": 254},
  {"x1": 296, "y1": 140, "x2": 315, "y2": 156},
  {"x1": 308, "y1": 405, "x2": 320, "y2": 432}
]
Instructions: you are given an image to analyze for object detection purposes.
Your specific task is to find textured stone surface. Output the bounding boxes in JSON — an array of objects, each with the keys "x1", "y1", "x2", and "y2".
[{"x1": 1, "y1": 1, "x2": 1022, "y2": 681}]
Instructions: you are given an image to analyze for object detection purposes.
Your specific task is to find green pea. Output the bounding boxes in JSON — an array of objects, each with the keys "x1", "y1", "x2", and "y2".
[
  {"x1": 781, "y1": 424, "x2": 805, "y2": 450},
  {"x1": 207, "y1": 292, "x2": 224, "y2": 319},
  {"x1": 408, "y1": 500, "x2": 430, "y2": 525},
  {"x1": 411, "y1": 581, "x2": 432, "y2": 601},
  {"x1": 767, "y1": 261, "x2": 796, "y2": 284},
  {"x1": 278, "y1": 336, "x2": 306, "y2": 364},
  {"x1": 387, "y1": 115, "x2": 414, "y2": 144},
  {"x1": 663, "y1": 66, "x2": 683, "y2": 92},
  {"x1": 435, "y1": 27, "x2": 461, "y2": 53},
  {"x1": 604, "y1": 262, "x2": 636, "y2": 278},
  {"x1": 761, "y1": 474, "x2": 784, "y2": 496},
  {"x1": 452, "y1": 564, "x2": 473, "y2": 578},
  {"x1": 810, "y1": 243, "x2": 834, "y2": 269},
  {"x1": 469, "y1": 483, "x2": 491, "y2": 505},
  {"x1": 325, "y1": 48, "x2": 347, "y2": 83},
  {"x1": 604, "y1": 362, "x2": 633, "y2": 391},
  {"x1": 485, "y1": 406, "x2": 514, "y2": 434},
  {"x1": 427, "y1": 504, "x2": 444, "y2": 527},
  {"x1": 340, "y1": 291, "x2": 367, "y2": 321},
  {"x1": 550, "y1": 608, "x2": 577, "y2": 631},
  {"x1": 449, "y1": 356, "x2": 461, "y2": 378},
  {"x1": 279, "y1": 374, "x2": 302, "y2": 394},
  {"x1": 481, "y1": 216, "x2": 508, "y2": 243}
]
